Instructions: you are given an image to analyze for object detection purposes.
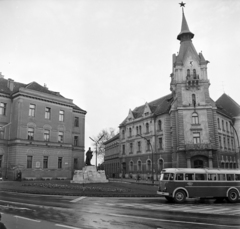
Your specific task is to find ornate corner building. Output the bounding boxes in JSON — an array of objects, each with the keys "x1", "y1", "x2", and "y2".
[
  {"x1": 104, "y1": 7, "x2": 240, "y2": 179},
  {"x1": 0, "y1": 76, "x2": 86, "y2": 180}
]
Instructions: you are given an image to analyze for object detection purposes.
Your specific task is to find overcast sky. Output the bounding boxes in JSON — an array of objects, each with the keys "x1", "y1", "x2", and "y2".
[{"x1": 0, "y1": 0, "x2": 240, "y2": 160}]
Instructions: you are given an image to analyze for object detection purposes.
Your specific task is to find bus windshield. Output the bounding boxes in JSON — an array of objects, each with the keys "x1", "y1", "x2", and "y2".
[{"x1": 160, "y1": 173, "x2": 174, "y2": 181}]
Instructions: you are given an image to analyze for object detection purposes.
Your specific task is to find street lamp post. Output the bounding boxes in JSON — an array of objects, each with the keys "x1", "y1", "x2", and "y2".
[
  {"x1": 89, "y1": 134, "x2": 104, "y2": 170},
  {"x1": 137, "y1": 134, "x2": 154, "y2": 185}
]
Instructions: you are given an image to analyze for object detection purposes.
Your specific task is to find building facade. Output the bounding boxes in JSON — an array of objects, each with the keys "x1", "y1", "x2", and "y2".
[
  {"x1": 104, "y1": 8, "x2": 240, "y2": 180},
  {"x1": 104, "y1": 133, "x2": 120, "y2": 178},
  {"x1": 0, "y1": 76, "x2": 86, "y2": 180}
]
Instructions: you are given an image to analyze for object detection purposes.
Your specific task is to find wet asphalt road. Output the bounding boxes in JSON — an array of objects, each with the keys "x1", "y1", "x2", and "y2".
[{"x1": 0, "y1": 191, "x2": 240, "y2": 229}]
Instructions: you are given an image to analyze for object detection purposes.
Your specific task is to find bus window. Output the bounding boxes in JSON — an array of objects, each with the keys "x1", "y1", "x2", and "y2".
[
  {"x1": 218, "y1": 174, "x2": 226, "y2": 181},
  {"x1": 227, "y1": 174, "x2": 234, "y2": 181},
  {"x1": 185, "y1": 173, "x2": 194, "y2": 180},
  {"x1": 161, "y1": 173, "x2": 174, "y2": 181},
  {"x1": 208, "y1": 174, "x2": 217, "y2": 181},
  {"x1": 195, "y1": 174, "x2": 206, "y2": 180},
  {"x1": 235, "y1": 174, "x2": 240, "y2": 181},
  {"x1": 176, "y1": 173, "x2": 184, "y2": 180},
  {"x1": 169, "y1": 174, "x2": 174, "y2": 180}
]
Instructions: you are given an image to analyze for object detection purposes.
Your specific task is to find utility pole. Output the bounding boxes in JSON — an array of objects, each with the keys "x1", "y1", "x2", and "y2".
[{"x1": 137, "y1": 134, "x2": 154, "y2": 185}]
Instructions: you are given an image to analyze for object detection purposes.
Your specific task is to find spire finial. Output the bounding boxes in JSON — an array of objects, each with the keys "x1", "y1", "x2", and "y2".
[{"x1": 179, "y1": 2, "x2": 186, "y2": 13}]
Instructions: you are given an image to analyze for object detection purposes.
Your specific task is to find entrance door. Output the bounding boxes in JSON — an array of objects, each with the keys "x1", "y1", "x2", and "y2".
[{"x1": 194, "y1": 159, "x2": 204, "y2": 168}]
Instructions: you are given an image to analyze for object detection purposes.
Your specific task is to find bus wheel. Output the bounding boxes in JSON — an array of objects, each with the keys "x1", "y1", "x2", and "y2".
[
  {"x1": 227, "y1": 189, "x2": 239, "y2": 203},
  {"x1": 174, "y1": 190, "x2": 186, "y2": 203},
  {"x1": 165, "y1": 196, "x2": 174, "y2": 202}
]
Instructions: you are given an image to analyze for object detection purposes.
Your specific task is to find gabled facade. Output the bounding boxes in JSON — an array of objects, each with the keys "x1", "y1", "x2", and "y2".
[
  {"x1": 0, "y1": 76, "x2": 86, "y2": 180},
  {"x1": 115, "y1": 8, "x2": 240, "y2": 180}
]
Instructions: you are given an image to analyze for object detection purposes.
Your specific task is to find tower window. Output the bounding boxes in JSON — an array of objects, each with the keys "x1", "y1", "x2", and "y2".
[
  {"x1": 192, "y1": 94, "x2": 196, "y2": 107},
  {"x1": 193, "y1": 132, "x2": 200, "y2": 144},
  {"x1": 192, "y1": 112, "x2": 199, "y2": 124}
]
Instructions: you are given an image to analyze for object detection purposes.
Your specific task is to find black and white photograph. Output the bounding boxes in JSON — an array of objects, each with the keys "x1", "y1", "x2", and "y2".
[{"x1": 0, "y1": 0, "x2": 240, "y2": 228}]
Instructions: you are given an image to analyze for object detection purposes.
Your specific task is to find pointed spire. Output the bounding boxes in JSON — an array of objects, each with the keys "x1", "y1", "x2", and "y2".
[{"x1": 177, "y1": 3, "x2": 194, "y2": 41}]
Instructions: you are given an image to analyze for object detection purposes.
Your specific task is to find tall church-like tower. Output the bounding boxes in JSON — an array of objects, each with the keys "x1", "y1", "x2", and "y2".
[{"x1": 170, "y1": 3, "x2": 219, "y2": 168}]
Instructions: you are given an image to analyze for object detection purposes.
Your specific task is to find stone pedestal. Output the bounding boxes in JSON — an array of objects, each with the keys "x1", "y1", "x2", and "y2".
[{"x1": 70, "y1": 166, "x2": 108, "y2": 184}]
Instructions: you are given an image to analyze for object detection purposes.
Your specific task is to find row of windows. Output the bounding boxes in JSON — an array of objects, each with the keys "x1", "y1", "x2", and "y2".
[
  {"x1": 219, "y1": 135, "x2": 235, "y2": 150},
  {"x1": 122, "y1": 120, "x2": 163, "y2": 139},
  {"x1": 217, "y1": 118, "x2": 233, "y2": 133},
  {"x1": 27, "y1": 156, "x2": 63, "y2": 169},
  {"x1": 122, "y1": 138, "x2": 163, "y2": 155},
  {"x1": 162, "y1": 172, "x2": 240, "y2": 181},
  {"x1": 128, "y1": 159, "x2": 164, "y2": 172},
  {"x1": 29, "y1": 104, "x2": 79, "y2": 126},
  {"x1": 0, "y1": 102, "x2": 80, "y2": 126},
  {"x1": 27, "y1": 127, "x2": 79, "y2": 146}
]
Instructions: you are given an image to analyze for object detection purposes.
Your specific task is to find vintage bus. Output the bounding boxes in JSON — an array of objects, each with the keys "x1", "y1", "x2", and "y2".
[{"x1": 157, "y1": 168, "x2": 240, "y2": 203}]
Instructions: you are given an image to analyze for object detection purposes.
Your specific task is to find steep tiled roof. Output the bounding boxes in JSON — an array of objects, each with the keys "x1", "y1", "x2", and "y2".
[
  {"x1": 119, "y1": 94, "x2": 173, "y2": 126},
  {"x1": 0, "y1": 77, "x2": 86, "y2": 113},
  {"x1": 25, "y1": 81, "x2": 64, "y2": 97},
  {"x1": 216, "y1": 93, "x2": 240, "y2": 118},
  {"x1": 0, "y1": 77, "x2": 26, "y2": 95}
]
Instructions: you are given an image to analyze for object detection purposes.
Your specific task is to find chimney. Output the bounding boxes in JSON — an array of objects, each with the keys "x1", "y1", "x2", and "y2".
[{"x1": 7, "y1": 78, "x2": 15, "y2": 91}]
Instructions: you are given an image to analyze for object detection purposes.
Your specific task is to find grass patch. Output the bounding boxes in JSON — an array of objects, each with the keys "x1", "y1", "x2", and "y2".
[{"x1": 0, "y1": 180, "x2": 158, "y2": 197}]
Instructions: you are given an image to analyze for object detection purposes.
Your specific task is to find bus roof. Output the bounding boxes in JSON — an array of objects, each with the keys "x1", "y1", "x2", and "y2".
[{"x1": 162, "y1": 168, "x2": 240, "y2": 174}]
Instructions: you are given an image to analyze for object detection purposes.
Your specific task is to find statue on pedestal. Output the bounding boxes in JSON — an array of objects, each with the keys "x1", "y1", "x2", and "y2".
[{"x1": 85, "y1": 147, "x2": 93, "y2": 166}]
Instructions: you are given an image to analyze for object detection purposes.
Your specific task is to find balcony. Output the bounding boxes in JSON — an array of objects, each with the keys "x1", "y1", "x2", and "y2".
[
  {"x1": 185, "y1": 143, "x2": 215, "y2": 151},
  {"x1": 185, "y1": 74, "x2": 200, "y2": 90}
]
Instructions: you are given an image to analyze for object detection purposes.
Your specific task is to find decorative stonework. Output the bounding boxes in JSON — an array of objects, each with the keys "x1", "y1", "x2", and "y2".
[{"x1": 71, "y1": 166, "x2": 108, "y2": 184}]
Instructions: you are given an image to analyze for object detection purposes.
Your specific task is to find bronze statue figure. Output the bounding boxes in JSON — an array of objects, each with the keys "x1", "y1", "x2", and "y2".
[{"x1": 85, "y1": 147, "x2": 93, "y2": 166}]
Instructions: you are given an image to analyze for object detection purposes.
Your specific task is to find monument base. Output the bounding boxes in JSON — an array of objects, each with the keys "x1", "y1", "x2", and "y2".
[{"x1": 70, "y1": 166, "x2": 109, "y2": 184}]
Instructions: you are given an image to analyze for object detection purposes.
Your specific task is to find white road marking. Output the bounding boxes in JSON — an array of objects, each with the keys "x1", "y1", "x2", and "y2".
[
  {"x1": 55, "y1": 224, "x2": 82, "y2": 229},
  {"x1": 70, "y1": 196, "x2": 86, "y2": 203},
  {"x1": 107, "y1": 213, "x2": 239, "y2": 228},
  {"x1": 14, "y1": 215, "x2": 41, "y2": 222}
]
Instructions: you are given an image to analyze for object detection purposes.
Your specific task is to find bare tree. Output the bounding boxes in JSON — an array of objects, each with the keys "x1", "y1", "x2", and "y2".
[{"x1": 90, "y1": 128, "x2": 117, "y2": 163}]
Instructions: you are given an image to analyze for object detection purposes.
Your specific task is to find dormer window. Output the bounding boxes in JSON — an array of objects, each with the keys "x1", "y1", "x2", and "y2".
[{"x1": 145, "y1": 112, "x2": 149, "y2": 116}]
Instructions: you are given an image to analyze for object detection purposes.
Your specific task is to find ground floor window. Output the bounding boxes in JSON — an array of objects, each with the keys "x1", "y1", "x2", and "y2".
[{"x1": 27, "y1": 156, "x2": 33, "y2": 168}]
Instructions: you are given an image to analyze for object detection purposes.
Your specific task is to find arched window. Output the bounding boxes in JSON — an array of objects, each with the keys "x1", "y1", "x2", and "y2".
[
  {"x1": 158, "y1": 159, "x2": 164, "y2": 171},
  {"x1": 146, "y1": 123, "x2": 149, "y2": 133},
  {"x1": 122, "y1": 129, "x2": 125, "y2": 139},
  {"x1": 192, "y1": 112, "x2": 199, "y2": 124},
  {"x1": 129, "y1": 161, "x2": 134, "y2": 172},
  {"x1": 192, "y1": 94, "x2": 196, "y2": 107},
  {"x1": 158, "y1": 120, "x2": 162, "y2": 131},
  {"x1": 139, "y1": 126, "x2": 142, "y2": 134},
  {"x1": 147, "y1": 139, "x2": 151, "y2": 151},
  {"x1": 146, "y1": 159, "x2": 152, "y2": 171},
  {"x1": 136, "y1": 126, "x2": 139, "y2": 135},
  {"x1": 187, "y1": 69, "x2": 190, "y2": 77},
  {"x1": 137, "y1": 160, "x2": 142, "y2": 171},
  {"x1": 129, "y1": 127, "x2": 132, "y2": 137}
]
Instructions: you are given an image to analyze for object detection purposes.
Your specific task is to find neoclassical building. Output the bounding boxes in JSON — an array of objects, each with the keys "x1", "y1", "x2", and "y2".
[
  {"x1": 0, "y1": 75, "x2": 86, "y2": 180},
  {"x1": 104, "y1": 8, "x2": 240, "y2": 179}
]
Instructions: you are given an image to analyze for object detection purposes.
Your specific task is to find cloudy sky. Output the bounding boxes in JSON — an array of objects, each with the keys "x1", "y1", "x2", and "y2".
[{"x1": 0, "y1": 0, "x2": 239, "y2": 158}]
